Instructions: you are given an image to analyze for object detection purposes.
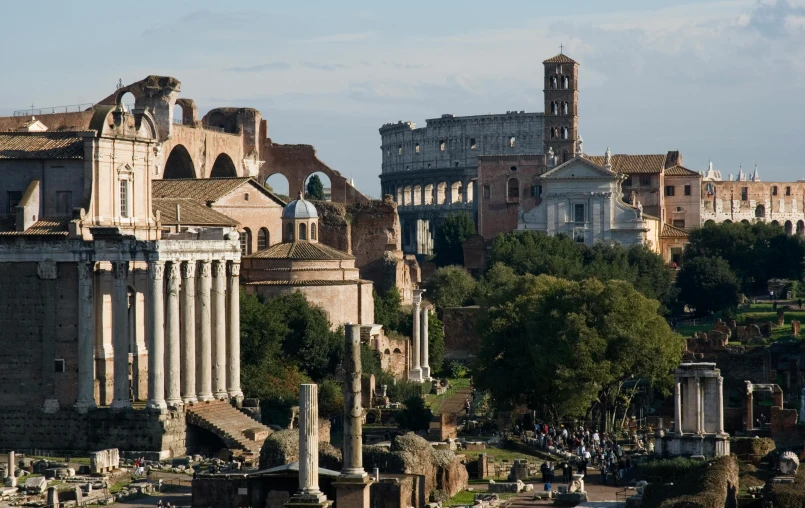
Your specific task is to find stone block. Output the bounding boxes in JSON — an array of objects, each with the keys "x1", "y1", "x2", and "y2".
[
  {"x1": 778, "y1": 311, "x2": 785, "y2": 326},
  {"x1": 25, "y1": 476, "x2": 47, "y2": 494},
  {"x1": 90, "y1": 449, "x2": 119, "y2": 474},
  {"x1": 245, "y1": 428, "x2": 269, "y2": 441},
  {"x1": 793, "y1": 320, "x2": 801, "y2": 337}
]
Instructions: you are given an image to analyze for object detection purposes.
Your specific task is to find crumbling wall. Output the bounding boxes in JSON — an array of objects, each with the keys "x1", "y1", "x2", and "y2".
[{"x1": 258, "y1": 428, "x2": 342, "y2": 470}]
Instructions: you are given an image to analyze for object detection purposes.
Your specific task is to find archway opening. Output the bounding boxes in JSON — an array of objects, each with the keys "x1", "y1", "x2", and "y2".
[
  {"x1": 424, "y1": 183, "x2": 434, "y2": 205},
  {"x1": 265, "y1": 174, "x2": 290, "y2": 201},
  {"x1": 436, "y1": 182, "x2": 447, "y2": 205},
  {"x1": 210, "y1": 153, "x2": 238, "y2": 178},
  {"x1": 785, "y1": 220, "x2": 793, "y2": 235},
  {"x1": 257, "y1": 228, "x2": 270, "y2": 250},
  {"x1": 163, "y1": 144, "x2": 195, "y2": 179},
  {"x1": 117, "y1": 92, "x2": 136, "y2": 113},
  {"x1": 413, "y1": 184, "x2": 422, "y2": 206},
  {"x1": 704, "y1": 220, "x2": 716, "y2": 227},
  {"x1": 797, "y1": 221, "x2": 804, "y2": 236},
  {"x1": 304, "y1": 172, "x2": 331, "y2": 201},
  {"x1": 450, "y1": 181, "x2": 462, "y2": 204},
  {"x1": 402, "y1": 186, "x2": 412, "y2": 206},
  {"x1": 173, "y1": 103, "x2": 184, "y2": 125}
]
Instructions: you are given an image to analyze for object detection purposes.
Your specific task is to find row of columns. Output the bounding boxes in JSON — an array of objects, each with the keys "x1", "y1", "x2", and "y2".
[
  {"x1": 74, "y1": 259, "x2": 241, "y2": 412},
  {"x1": 673, "y1": 375, "x2": 724, "y2": 435},
  {"x1": 409, "y1": 289, "x2": 431, "y2": 382},
  {"x1": 390, "y1": 179, "x2": 476, "y2": 207}
]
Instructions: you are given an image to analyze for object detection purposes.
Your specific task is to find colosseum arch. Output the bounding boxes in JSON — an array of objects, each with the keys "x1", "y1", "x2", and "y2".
[
  {"x1": 210, "y1": 153, "x2": 238, "y2": 178},
  {"x1": 163, "y1": 144, "x2": 196, "y2": 179}
]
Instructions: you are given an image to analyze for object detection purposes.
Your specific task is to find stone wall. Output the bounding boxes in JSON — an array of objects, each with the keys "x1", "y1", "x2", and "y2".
[
  {"x1": 442, "y1": 307, "x2": 481, "y2": 360},
  {"x1": 0, "y1": 408, "x2": 187, "y2": 457},
  {"x1": 702, "y1": 180, "x2": 805, "y2": 228},
  {"x1": 477, "y1": 155, "x2": 546, "y2": 241},
  {"x1": 245, "y1": 282, "x2": 373, "y2": 328}
]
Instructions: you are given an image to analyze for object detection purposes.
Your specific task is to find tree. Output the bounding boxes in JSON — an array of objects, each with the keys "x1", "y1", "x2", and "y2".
[
  {"x1": 426, "y1": 265, "x2": 477, "y2": 311},
  {"x1": 307, "y1": 174, "x2": 325, "y2": 200},
  {"x1": 433, "y1": 212, "x2": 476, "y2": 266},
  {"x1": 474, "y1": 275, "x2": 684, "y2": 430},
  {"x1": 374, "y1": 287, "x2": 404, "y2": 333},
  {"x1": 318, "y1": 378, "x2": 344, "y2": 418},
  {"x1": 397, "y1": 395, "x2": 433, "y2": 432},
  {"x1": 487, "y1": 231, "x2": 585, "y2": 280},
  {"x1": 426, "y1": 310, "x2": 446, "y2": 375},
  {"x1": 676, "y1": 256, "x2": 741, "y2": 315}
]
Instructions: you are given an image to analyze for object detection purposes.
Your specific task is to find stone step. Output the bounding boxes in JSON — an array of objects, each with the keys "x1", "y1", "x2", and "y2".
[{"x1": 186, "y1": 401, "x2": 272, "y2": 454}]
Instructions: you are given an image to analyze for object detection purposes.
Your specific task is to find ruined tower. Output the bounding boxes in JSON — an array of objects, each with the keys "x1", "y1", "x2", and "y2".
[{"x1": 543, "y1": 53, "x2": 579, "y2": 163}]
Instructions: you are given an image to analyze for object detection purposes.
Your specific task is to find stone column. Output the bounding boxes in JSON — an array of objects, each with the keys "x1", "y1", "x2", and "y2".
[
  {"x1": 181, "y1": 261, "x2": 197, "y2": 404},
  {"x1": 746, "y1": 383, "x2": 754, "y2": 431},
  {"x1": 6, "y1": 451, "x2": 15, "y2": 487},
  {"x1": 446, "y1": 179, "x2": 453, "y2": 205},
  {"x1": 674, "y1": 378, "x2": 682, "y2": 435},
  {"x1": 420, "y1": 182, "x2": 426, "y2": 207},
  {"x1": 146, "y1": 261, "x2": 166, "y2": 411},
  {"x1": 212, "y1": 261, "x2": 227, "y2": 399},
  {"x1": 75, "y1": 262, "x2": 97, "y2": 413},
  {"x1": 165, "y1": 262, "x2": 182, "y2": 407},
  {"x1": 421, "y1": 308, "x2": 430, "y2": 380},
  {"x1": 409, "y1": 289, "x2": 423, "y2": 381},
  {"x1": 695, "y1": 377, "x2": 703, "y2": 434},
  {"x1": 287, "y1": 384, "x2": 328, "y2": 507},
  {"x1": 196, "y1": 261, "x2": 214, "y2": 401},
  {"x1": 342, "y1": 324, "x2": 366, "y2": 477},
  {"x1": 110, "y1": 261, "x2": 131, "y2": 410},
  {"x1": 461, "y1": 179, "x2": 469, "y2": 204},
  {"x1": 716, "y1": 376, "x2": 725, "y2": 434},
  {"x1": 227, "y1": 261, "x2": 243, "y2": 400}
]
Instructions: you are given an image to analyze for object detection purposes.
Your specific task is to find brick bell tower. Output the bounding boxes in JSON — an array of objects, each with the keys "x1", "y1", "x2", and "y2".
[{"x1": 543, "y1": 51, "x2": 579, "y2": 163}]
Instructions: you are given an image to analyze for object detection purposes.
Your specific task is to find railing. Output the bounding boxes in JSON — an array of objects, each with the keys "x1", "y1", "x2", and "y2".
[{"x1": 14, "y1": 103, "x2": 96, "y2": 116}]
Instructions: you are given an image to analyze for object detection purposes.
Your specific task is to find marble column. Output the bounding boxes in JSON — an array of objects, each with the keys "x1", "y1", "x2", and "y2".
[
  {"x1": 409, "y1": 289, "x2": 423, "y2": 381},
  {"x1": 746, "y1": 384, "x2": 754, "y2": 431},
  {"x1": 288, "y1": 384, "x2": 328, "y2": 505},
  {"x1": 695, "y1": 377, "x2": 703, "y2": 434},
  {"x1": 6, "y1": 451, "x2": 15, "y2": 487},
  {"x1": 110, "y1": 261, "x2": 131, "y2": 409},
  {"x1": 75, "y1": 262, "x2": 97, "y2": 413},
  {"x1": 196, "y1": 260, "x2": 214, "y2": 401},
  {"x1": 212, "y1": 261, "x2": 227, "y2": 399},
  {"x1": 181, "y1": 261, "x2": 197, "y2": 404},
  {"x1": 165, "y1": 262, "x2": 182, "y2": 407},
  {"x1": 227, "y1": 262, "x2": 243, "y2": 400},
  {"x1": 342, "y1": 324, "x2": 366, "y2": 477},
  {"x1": 716, "y1": 376, "x2": 725, "y2": 434},
  {"x1": 674, "y1": 379, "x2": 682, "y2": 435},
  {"x1": 420, "y1": 308, "x2": 430, "y2": 380},
  {"x1": 146, "y1": 261, "x2": 166, "y2": 411}
]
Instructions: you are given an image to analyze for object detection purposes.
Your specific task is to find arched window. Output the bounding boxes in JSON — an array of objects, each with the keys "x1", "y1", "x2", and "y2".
[
  {"x1": 509, "y1": 136, "x2": 516, "y2": 148},
  {"x1": 299, "y1": 223, "x2": 307, "y2": 241},
  {"x1": 564, "y1": 76, "x2": 570, "y2": 89},
  {"x1": 508, "y1": 178, "x2": 519, "y2": 199},
  {"x1": 240, "y1": 228, "x2": 252, "y2": 256},
  {"x1": 563, "y1": 102, "x2": 569, "y2": 114},
  {"x1": 285, "y1": 222, "x2": 294, "y2": 242},
  {"x1": 755, "y1": 205, "x2": 765, "y2": 218},
  {"x1": 311, "y1": 223, "x2": 317, "y2": 240},
  {"x1": 257, "y1": 228, "x2": 269, "y2": 250}
]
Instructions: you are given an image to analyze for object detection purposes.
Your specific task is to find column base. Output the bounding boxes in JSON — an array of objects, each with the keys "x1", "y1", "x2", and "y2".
[
  {"x1": 182, "y1": 396, "x2": 198, "y2": 405},
  {"x1": 421, "y1": 366, "x2": 431, "y2": 380},
  {"x1": 110, "y1": 399, "x2": 132, "y2": 410},
  {"x1": 197, "y1": 393, "x2": 215, "y2": 402},
  {"x1": 146, "y1": 399, "x2": 168, "y2": 411},
  {"x1": 213, "y1": 390, "x2": 228, "y2": 400},
  {"x1": 166, "y1": 398, "x2": 184, "y2": 410},
  {"x1": 409, "y1": 368, "x2": 423, "y2": 382},
  {"x1": 286, "y1": 491, "x2": 330, "y2": 507},
  {"x1": 43, "y1": 398, "x2": 60, "y2": 413},
  {"x1": 74, "y1": 399, "x2": 97, "y2": 414},
  {"x1": 334, "y1": 475, "x2": 372, "y2": 508},
  {"x1": 228, "y1": 390, "x2": 244, "y2": 406},
  {"x1": 5, "y1": 477, "x2": 17, "y2": 488}
]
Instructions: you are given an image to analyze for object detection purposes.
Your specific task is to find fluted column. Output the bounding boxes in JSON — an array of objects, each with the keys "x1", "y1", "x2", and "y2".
[
  {"x1": 75, "y1": 262, "x2": 97, "y2": 413},
  {"x1": 421, "y1": 308, "x2": 430, "y2": 380},
  {"x1": 110, "y1": 261, "x2": 131, "y2": 409},
  {"x1": 212, "y1": 261, "x2": 227, "y2": 399},
  {"x1": 146, "y1": 261, "x2": 166, "y2": 410},
  {"x1": 342, "y1": 324, "x2": 366, "y2": 477},
  {"x1": 695, "y1": 377, "x2": 703, "y2": 434},
  {"x1": 716, "y1": 376, "x2": 725, "y2": 434},
  {"x1": 196, "y1": 260, "x2": 214, "y2": 401},
  {"x1": 165, "y1": 262, "x2": 182, "y2": 407},
  {"x1": 409, "y1": 289, "x2": 424, "y2": 382},
  {"x1": 227, "y1": 261, "x2": 243, "y2": 400},
  {"x1": 292, "y1": 383, "x2": 327, "y2": 503},
  {"x1": 181, "y1": 261, "x2": 197, "y2": 404},
  {"x1": 674, "y1": 378, "x2": 682, "y2": 435}
]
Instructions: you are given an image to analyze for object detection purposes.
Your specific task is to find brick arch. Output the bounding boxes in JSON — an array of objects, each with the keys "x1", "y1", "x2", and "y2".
[
  {"x1": 210, "y1": 153, "x2": 238, "y2": 178},
  {"x1": 163, "y1": 144, "x2": 196, "y2": 179}
]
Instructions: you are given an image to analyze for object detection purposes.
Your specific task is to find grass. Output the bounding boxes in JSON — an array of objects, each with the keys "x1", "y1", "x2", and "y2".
[
  {"x1": 676, "y1": 303, "x2": 805, "y2": 344},
  {"x1": 425, "y1": 377, "x2": 471, "y2": 414},
  {"x1": 446, "y1": 490, "x2": 517, "y2": 506},
  {"x1": 109, "y1": 480, "x2": 130, "y2": 494}
]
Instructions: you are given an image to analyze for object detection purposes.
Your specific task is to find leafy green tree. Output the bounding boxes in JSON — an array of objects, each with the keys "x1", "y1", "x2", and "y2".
[
  {"x1": 397, "y1": 395, "x2": 433, "y2": 432},
  {"x1": 676, "y1": 256, "x2": 741, "y2": 315},
  {"x1": 487, "y1": 231, "x2": 585, "y2": 279},
  {"x1": 426, "y1": 265, "x2": 477, "y2": 311},
  {"x1": 318, "y1": 378, "x2": 344, "y2": 418},
  {"x1": 374, "y1": 287, "x2": 404, "y2": 332},
  {"x1": 433, "y1": 212, "x2": 476, "y2": 266},
  {"x1": 361, "y1": 343, "x2": 382, "y2": 376},
  {"x1": 474, "y1": 275, "x2": 684, "y2": 430},
  {"x1": 476, "y1": 262, "x2": 520, "y2": 304},
  {"x1": 426, "y1": 310, "x2": 446, "y2": 375},
  {"x1": 306, "y1": 174, "x2": 325, "y2": 200}
]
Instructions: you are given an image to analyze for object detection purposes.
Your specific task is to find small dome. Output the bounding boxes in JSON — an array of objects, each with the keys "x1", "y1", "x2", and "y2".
[{"x1": 282, "y1": 192, "x2": 318, "y2": 219}]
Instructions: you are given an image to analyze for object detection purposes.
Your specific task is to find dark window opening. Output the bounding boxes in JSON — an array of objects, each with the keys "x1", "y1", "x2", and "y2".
[
  {"x1": 508, "y1": 179, "x2": 520, "y2": 199},
  {"x1": 673, "y1": 219, "x2": 685, "y2": 228},
  {"x1": 664, "y1": 186, "x2": 675, "y2": 197},
  {"x1": 772, "y1": 186, "x2": 778, "y2": 196},
  {"x1": 786, "y1": 186, "x2": 792, "y2": 196},
  {"x1": 741, "y1": 187, "x2": 748, "y2": 201},
  {"x1": 574, "y1": 204, "x2": 585, "y2": 224},
  {"x1": 7, "y1": 191, "x2": 22, "y2": 213},
  {"x1": 483, "y1": 186, "x2": 490, "y2": 199},
  {"x1": 55, "y1": 359, "x2": 65, "y2": 373},
  {"x1": 470, "y1": 138, "x2": 477, "y2": 149},
  {"x1": 640, "y1": 177, "x2": 651, "y2": 186},
  {"x1": 684, "y1": 185, "x2": 691, "y2": 196}
]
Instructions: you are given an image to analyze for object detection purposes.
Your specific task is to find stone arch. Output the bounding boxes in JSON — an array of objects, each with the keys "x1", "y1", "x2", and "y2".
[
  {"x1": 266, "y1": 173, "x2": 290, "y2": 200},
  {"x1": 723, "y1": 219, "x2": 732, "y2": 224},
  {"x1": 413, "y1": 184, "x2": 422, "y2": 206},
  {"x1": 797, "y1": 220, "x2": 804, "y2": 236},
  {"x1": 257, "y1": 227, "x2": 269, "y2": 250},
  {"x1": 450, "y1": 181, "x2": 462, "y2": 203},
  {"x1": 402, "y1": 185, "x2": 412, "y2": 206},
  {"x1": 117, "y1": 91, "x2": 136, "y2": 112},
  {"x1": 174, "y1": 98, "x2": 198, "y2": 126},
  {"x1": 396, "y1": 186, "x2": 403, "y2": 204},
  {"x1": 393, "y1": 348, "x2": 402, "y2": 354},
  {"x1": 424, "y1": 183, "x2": 434, "y2": 205},
  {"x1": 785, "y1": 220, "x2": 793, "y2": 235},
  {"x1": 210, "y1": 153, "x2": 238, "y2": 178},
  {"x1": 741, "y1": 219, "x2": 750, "y2": 225},
  {"x1": 705, "y1": 219, "x2": 716, "y2": 227},
  {"x1": 383, "y1": 349, "x2": 391, "y2": 355},
  {"x1": 771, "y1": 220, "x2": 780, "y2": 227},
  {"x1": 304, "y1": 172, "x2": 331, "y2": 201},
  {"x1": 755, "y1": 205, "x2": 765, "y2": 218},
  {"x1": 508, "y1": 178, "x2": 520, "y2": 199},
  {"x1": 436, "y1": 182, "x2": 447, "y2": 205},
  {"x1": 163, "y1": 144, "x2": 196, "y2": 179}
]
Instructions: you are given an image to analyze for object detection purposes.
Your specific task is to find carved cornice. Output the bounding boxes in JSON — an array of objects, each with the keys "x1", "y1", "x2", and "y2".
[
  {"x1": 181, "y1": 261, "x2": 196, "y2": 279},
  {"x1": 149, "y1": 261, "x2": 165, "y2": 280},
  {"x1": 197, "y1": 260, "x2": 211, "y2": 278},
  {"x1": 112, "y1": 261, "x2": 129, "y2": 280},
  {"x1": 228, "y1": 261, "x2": 240, "y2": 278}
]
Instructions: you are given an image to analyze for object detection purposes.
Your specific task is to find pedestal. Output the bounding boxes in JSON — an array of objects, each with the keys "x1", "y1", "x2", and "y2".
[{"x1": 334, "y1": 476, "x2": 372, "y2": 508}]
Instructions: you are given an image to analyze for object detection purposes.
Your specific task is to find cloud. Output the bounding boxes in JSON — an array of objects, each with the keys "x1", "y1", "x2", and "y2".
[
  {"x1": 300, "y1": 62, "x2": 347, "y2": 71},
  {"x1": 295, "y1": 32, "x2": 376, "y2": 44},
  {"x1": 224, "y1": 62, "x2": 292, "y2": 73},
  {"x1": 141, "y1": 10, "x2": 252, "y2": 38}
]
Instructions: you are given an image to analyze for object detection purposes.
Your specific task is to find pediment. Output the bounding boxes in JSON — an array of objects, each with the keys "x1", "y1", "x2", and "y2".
[{"x1": 541, "y1": 156, "x2": 618, "y2": 180}]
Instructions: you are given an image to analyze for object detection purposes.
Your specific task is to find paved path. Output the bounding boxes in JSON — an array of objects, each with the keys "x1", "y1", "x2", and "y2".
[
  {"x1": 502, "y1": 478, "x2": 634, "y2": 508},
  {"x1": 439, "y1": 387, "x2": 473, "y2": 416}
]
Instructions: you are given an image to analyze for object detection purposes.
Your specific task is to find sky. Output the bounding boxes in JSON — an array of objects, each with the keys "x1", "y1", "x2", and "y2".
[{"x1": 1, "y1": 0, "x2": 804, "y2": 196}]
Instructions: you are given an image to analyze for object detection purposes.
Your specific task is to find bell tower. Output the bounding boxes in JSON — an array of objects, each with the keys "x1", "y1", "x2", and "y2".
[{"x1": 543, "y1": 51, "x2": 579, "y2": 163}]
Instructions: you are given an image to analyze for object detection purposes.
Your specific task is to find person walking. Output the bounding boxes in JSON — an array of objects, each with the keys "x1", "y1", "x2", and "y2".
[
  {"x1": 562, "y1": 461, "x2": 572, "y2": 483},
  {"x1": 600, "y1": 462, "x2": 608, "y2": 485}
]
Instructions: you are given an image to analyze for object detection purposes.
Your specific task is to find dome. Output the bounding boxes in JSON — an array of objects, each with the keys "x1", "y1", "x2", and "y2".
[{"x1": 282, "y1": 192, "x2": 318, "y2": 219}]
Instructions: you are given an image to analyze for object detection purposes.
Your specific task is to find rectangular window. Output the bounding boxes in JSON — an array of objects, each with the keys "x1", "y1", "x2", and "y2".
[
  {"x1": 623, "y1": 176, "x2": 632, "y2": 187},
  {"x1": 119, "y1": 180, "x2": 129, "y2": 218},
  {"x1": 684, "y1": 185, "x2": 691, "y2": 196},
  {"x1": 741, "y1": 187, "x2": 748, "y2": 201},
  {"x1": 470, "y1": 138, "x2": 477, "y2": 150},
  {"x1": 483, "y1": 185, "x2": 490, "y2": 199},
  {"x1": 7, "y1": 191, "x2": 22, "y2": 213},
  {"x1": 54, "y1": 359, "x2": 65, "y2": 373},
  {"x1": 772, "y1": 186, "x2": 778, "y2": 196},
  {"x1": 673, "y1": 219, "x2": 686, "y2": 228},
  {"x1": 397, "y1": 145, "x2": 402, "y2": 155},
  {"x1": 640, "y1": 176, "x2": 651, "y2": 186},
  {"x1": 55, "y1": 191, "x2": 72, "y2": 216},
  {"x1": 574, "y1": 203, "x2": 585, "y2": 224},
  {"x1": 532, "y1": 185, "x2": 543, "y2": 198},
  {"x1": 786, "y1": 186, "x2": 792, "y2": 196},
  {"x1": 440, "y1": 140, "x2": 445, "y2": 151},
  {"x1": 415, "y1": 143, "x2": 420, "y2": 154},
  {"x1": 664, "y1": 186, "x2": 675, "y2": 197}
]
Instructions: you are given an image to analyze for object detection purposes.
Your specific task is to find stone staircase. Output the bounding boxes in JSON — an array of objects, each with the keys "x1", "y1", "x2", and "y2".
[{"x1": 185, "y1": 400, "x2": 271, "y2": 460}]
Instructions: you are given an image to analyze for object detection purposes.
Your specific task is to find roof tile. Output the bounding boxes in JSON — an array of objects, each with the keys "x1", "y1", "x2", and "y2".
[
  {"x1": 0, "y1": 134, "x2": 85, "y2": 159},
  {"x1": 664, "y1": 165, "x2": 701, "y2": 177},
  {"x1": 0, "y1": 215, "x2": 70, "y2": 236},
  {"x1": 661, "y1": 223, "x2": 689, "y2": 238},
  {"x1": 586, "y1": 154, "x2": 666, "y2": 174},
  {"x1": 152, "y1": 177, "x2": 285, "y2": 205},
  {"x1": 543, "y1": 54, "x2": 577, "y2": 64},
  {"x1": 247, "y1": 241, "x2": 354, "y2": 260},
  {"x1": 153, "y1": 198, "x2": 239, "y2": 226}
]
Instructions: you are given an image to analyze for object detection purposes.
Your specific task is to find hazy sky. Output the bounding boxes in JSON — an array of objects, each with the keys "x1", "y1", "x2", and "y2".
[{"x1": 1, "y1": 0, "x2": 804, "y2": 196}]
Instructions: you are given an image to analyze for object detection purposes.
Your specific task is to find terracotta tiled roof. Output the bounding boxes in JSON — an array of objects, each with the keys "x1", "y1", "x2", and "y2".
[
  {"x1": 244, "y1": 279, "x2": 366, "y2": 286},
  {"x1": 247, "y1": 241, "x2": 354, "y2": 260},
  {"x1": 0, "y1": 215, "x2": 70, "y2": 236},
  {"x1": 152, "y1": 177, "x2": 286, "y2": 206},
  {"x1": 586, "y1": 154, "x2": 666, "y2": 174},
  {"x1": 154, "y1": 198, "x2": 239, "y2": 227},
  {"x1": 543, "y1": 54, "x2": 577, "y2": 64},
  {"x1": 661, "y1": 223, "x2": 689, "y2": 238},
  {"x1": 664, "y1": 165, "x2": 701, "y2": 177},
  {"x1": 0, "y1": 133, "x2": 85, "y2": 159}
]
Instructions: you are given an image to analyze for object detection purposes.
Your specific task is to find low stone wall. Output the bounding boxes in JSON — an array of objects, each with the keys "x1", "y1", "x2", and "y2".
[{"x1": 0, "y1": 407, "x2": 187, "y2": 457}]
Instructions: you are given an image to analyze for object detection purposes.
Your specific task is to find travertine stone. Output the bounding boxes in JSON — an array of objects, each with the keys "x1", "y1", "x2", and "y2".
[
  {"x1": 110, "y1": 261, "x2": 131, "y2": 409},
  {"x1": 421, "y1": 308, "x2": 430, "y2": 380},
  {"x1": 290, "y1": 384, "x2": 327, "y2": 504},
  {"x1": 211, "y1": 261, "x2": 227, "y2": 399},
  {"x1": 227, "y1": 262, "x2": 243, "y2": 400},
  {"x1": 342, "y1": 324, "x2": 366, "y2": 477},
  {"x1": 196, "y1": 260, "x2": 213, "y2": 401},
  {"x1": 146, "y1": 261, "x2": 166, "y2": 410},
  {"x1": 165, "y1": 262, "x2": 182, "y2": 407},
  {"x1": 409, "y1": 289, "x2": 424, "y2": 381},
  {"x1": 181, "y1": 261, "x2": 197, "y2": 404},
  {"x1": 75, "y1": 263, "x2": 97, "y2": 413}
]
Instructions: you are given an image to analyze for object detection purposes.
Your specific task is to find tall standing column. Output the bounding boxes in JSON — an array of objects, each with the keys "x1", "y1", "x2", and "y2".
[
  {"x1": 165, "y1": 262, "x2": 182, "y2": 407},
  {"x1": 75, "y1": 262, "x2": 97, "y2": 413},
  {"x1": 746, "y1": 383, "x2": 754, "y2": 431},
  {"x1": 674, "y1": 378, "x2": 682, "y2": 435},
  {"x1": 421, "y1": 308, "x2": 430, "y2": 380},
  {"x1": 695, "y1": 377, "x2": 703, "y2": 434},
  {"x1": 287, "y1": 384, "x2": 328, "y2": 506},
  {"x1": 6, "y1": 451, "x2": 15, "y2": 487},
  {"x1": 409, "y1": 289, "x2": 423, "y2": 381},
  {"x1": 181, "y1": 261, "x2": 197, "y2": 404},
  {"x1": 146, "y1": 261, "x2": 166, "y2": 411},
  {"x1": 227, "y1": 261, "x2": 243, "y2": 400},
  {"x1": 716, "y1": 376, "x2": 725, "y2": 434},
  {"x1": 110, "y1": 261, "x2": 131, "y2": 410},
  {"x1": 196, "y1": 260, "x2": 214, "y2": 401},
  {"x1": 212, "y1": 261, "x2": 227, "y2": 399}
]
